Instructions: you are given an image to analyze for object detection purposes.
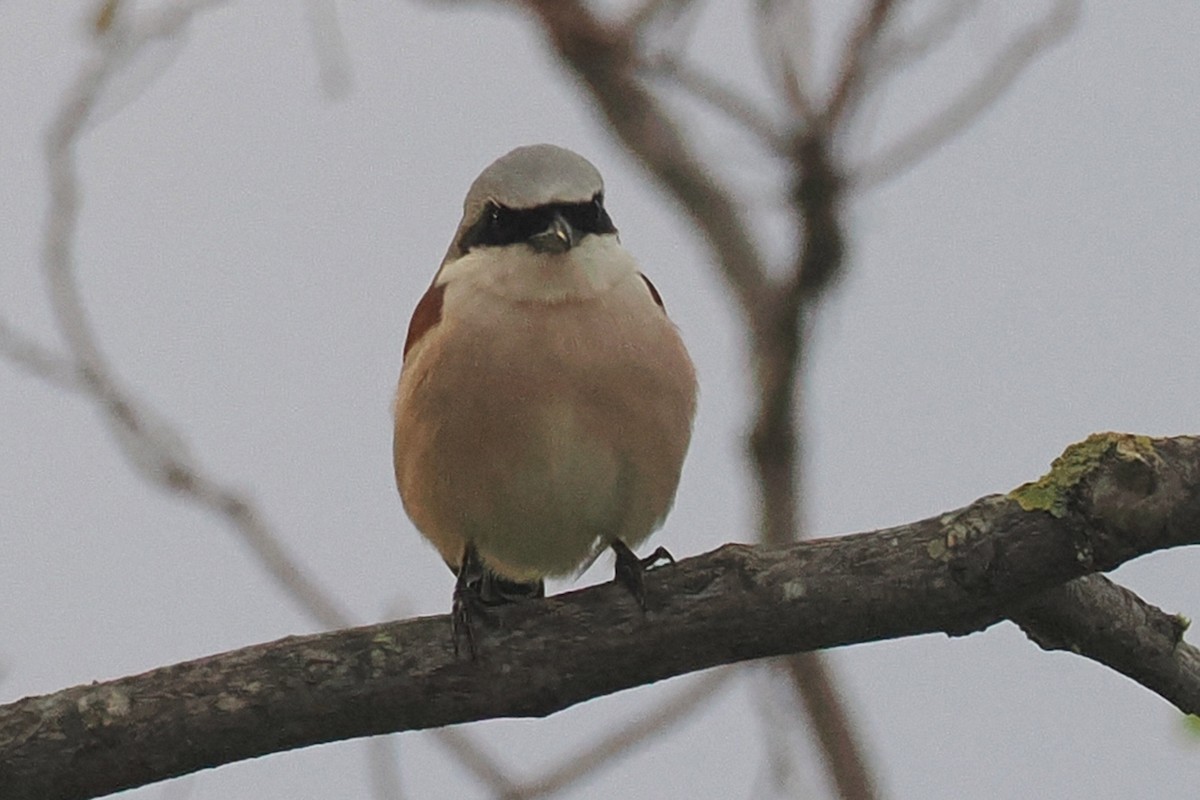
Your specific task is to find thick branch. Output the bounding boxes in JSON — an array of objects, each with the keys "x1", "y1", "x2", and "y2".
[{"x1": 4, "y1": 432, "x2": 1200, "y2": 800}]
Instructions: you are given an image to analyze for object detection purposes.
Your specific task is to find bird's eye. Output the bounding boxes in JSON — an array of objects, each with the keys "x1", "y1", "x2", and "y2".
[
  {"x1": 488, "y1": 205, "x2": 505, "y2": 231},
  {"x1": 484, "y1": 204, "x2": 527, "y2": 242}
]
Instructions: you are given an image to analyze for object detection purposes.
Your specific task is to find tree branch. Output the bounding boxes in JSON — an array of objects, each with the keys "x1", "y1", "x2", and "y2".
[
  {"x1": 637, "y1": 53, "x2": 786, "y2": 151},
  {"x1": 850, "y1": 0, "x2": 1080, "y2": 190},
  {"x1": 4, "y1": 432, "x2": 1199, "y2": 800},
  {"x1": 36, "y1": 0, "x2": 356, "y2": 632},
  {"x1": 872, "y1": 0, "x2": 982, "y2": 74},
  {"x1": 519, "y1": 0, "x2": 770, "y2": 319},
  {"x1": 1013, "y1": 574, "x2": 1200, "y2": 711},
  {"x1": 824, "y1": 0, "x2": 897, "y2": 128},
  {"x1": 0, "y1": 317, "x2": 79, "y2": 390}
]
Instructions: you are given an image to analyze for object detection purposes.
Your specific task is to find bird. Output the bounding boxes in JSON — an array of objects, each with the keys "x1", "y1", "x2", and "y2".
[{"x1": 392, "y1": 144, "x2": 697, "y2": 647}]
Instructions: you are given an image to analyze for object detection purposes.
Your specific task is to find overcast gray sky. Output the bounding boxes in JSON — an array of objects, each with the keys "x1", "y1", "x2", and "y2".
[{"x1": 3, "y1": 2, "x2": 1200, "y2": 798}]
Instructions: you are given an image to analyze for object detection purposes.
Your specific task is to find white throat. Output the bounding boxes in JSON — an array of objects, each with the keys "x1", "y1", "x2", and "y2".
[{"x1": 436, "y1": 234, "x2": 635, "y2": 304}]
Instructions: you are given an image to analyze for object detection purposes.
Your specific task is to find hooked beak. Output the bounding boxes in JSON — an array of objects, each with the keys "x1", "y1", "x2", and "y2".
[{"x1": 528, "y1": 212, "x2": 578, "y2": 254}]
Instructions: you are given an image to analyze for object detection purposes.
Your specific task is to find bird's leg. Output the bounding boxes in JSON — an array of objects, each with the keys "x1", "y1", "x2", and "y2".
[
  {"x1": 451, "y1": 545, "x2": 487, "y2": 658},
  {"x1": 611, "y1": 539, "x2": 674, "y2": 609},
  {"x1": 452, "y1": 544, "x2": 546, "y2": 658}
]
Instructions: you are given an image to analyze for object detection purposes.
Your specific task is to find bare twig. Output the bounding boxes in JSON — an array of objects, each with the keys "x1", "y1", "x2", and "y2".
[
  {"x1": 502, "y1": 669, "x2": 733, "y2": 799},
  {"x1": 621, "y1": 0, "x2": 696, "y2": 34},
  {"x1": 0, "y1": 318, "x2": 79, "y2": 390},
  {"x1": 427, "y1": 728, "x2": 522, "y2": 794},
  {"x1": 40, "y1": 0, "x2": 355, "y2": 629},
  {"x1": 824, "y1": 0, "x2": 897, "y2": 129},
  {"x1": 755, "y1": 0, "x2": 817, "y2": 124},
  {"x1": 366, "y1": 736, "x2": 406, "y2": 800},
  {"x1": 302, "y1": 0, "x2": 353, "y2": 99},
  {"x1": 781, "y1": 655, "x2": 876, "y2": 799},
  {"x1": 752, "y1": 671, "x2": 811, "y2": 797},
  {"x1": 872, "y1": 0, "x2": 982, "y2": 73},
  {"x1": 851, "y1": 0, "x2": 1080, "y2": 190},
  {"x1": 638, "y1": 53, "x2": 786, "y2": 150}
]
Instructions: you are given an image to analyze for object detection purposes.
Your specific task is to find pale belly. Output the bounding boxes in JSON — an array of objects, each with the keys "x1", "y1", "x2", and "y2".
[
  {"x1": 394, "y1": 278, "x2": 695, "y2": 582},
  {"x1": 458, "y1": 397, "x2": 632, "y2": 579}
]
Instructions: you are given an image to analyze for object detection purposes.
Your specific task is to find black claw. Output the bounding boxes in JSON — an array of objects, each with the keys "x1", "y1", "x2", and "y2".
[
  {"x1": 611, "y1": 540, "x2": 674, "y2": 609},
  {"x1": 451, "y1": 544, "x2": 545, "y2": 658}
]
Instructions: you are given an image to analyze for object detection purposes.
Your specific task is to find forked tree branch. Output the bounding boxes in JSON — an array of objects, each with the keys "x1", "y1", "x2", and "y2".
[
  {"x1": 1014, "y1": 573, "x2": 1197, "y2": 704},
  {"x1": 3, "y1": 432, "x2": 1199, "y2": 800}
]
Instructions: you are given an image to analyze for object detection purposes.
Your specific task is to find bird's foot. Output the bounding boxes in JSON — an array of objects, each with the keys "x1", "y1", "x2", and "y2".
[
  {"x1": 611, "y1": 539, "x2": 674, "y2": 610},
  {"x1": 452, "y1": 545, "x2": 544, "y2": 658}
]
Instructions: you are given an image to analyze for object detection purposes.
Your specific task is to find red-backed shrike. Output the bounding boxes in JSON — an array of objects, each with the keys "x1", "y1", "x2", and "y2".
[{"x1": 393, "y1": 145, "x2": 697, "y2": 640}]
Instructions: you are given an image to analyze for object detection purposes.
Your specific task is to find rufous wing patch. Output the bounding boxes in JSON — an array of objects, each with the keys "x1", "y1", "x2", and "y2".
[
  {"x1": 639, "y1": 273, "x2": 666, "y2": 311},
  {"x1": 403, "y1": 281, "x2": 446, "y2": 360}
]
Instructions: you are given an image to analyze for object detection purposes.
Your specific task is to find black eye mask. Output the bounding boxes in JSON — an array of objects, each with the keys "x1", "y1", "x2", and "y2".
[{"x1": 459, "y1": 193, "x2": 617, "y2": 251}]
